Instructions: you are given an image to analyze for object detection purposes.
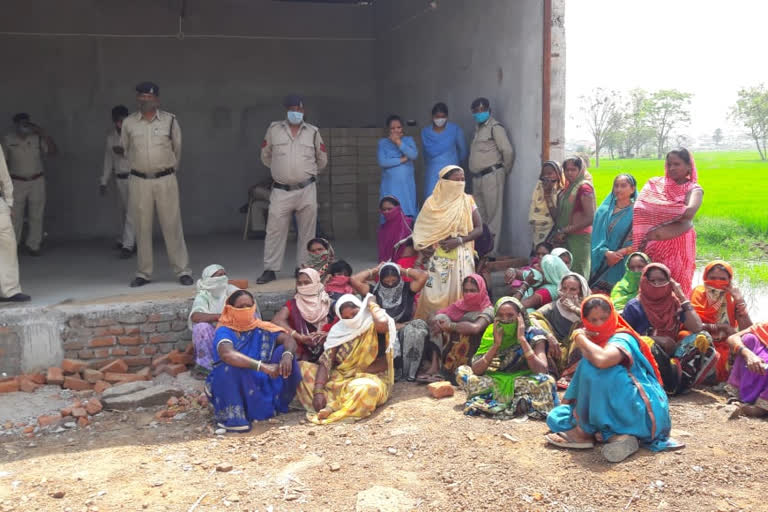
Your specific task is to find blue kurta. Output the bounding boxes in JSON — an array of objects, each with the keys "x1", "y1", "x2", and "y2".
[
  {"x1": 378, "y1": 136, "x2": 419, "y2": 217},
  {"x1": 546, "y1": 332, "x2": 675, "y2": 451},
  {"x1": 420, "y1": 122, "x2": 468, "y2": 201},
  {"x1": 590, "y1": 190, "x2": 636, "y2": 287},
  {"x1": 206, "y1": 326, "x2": 300, "y2": 431}
]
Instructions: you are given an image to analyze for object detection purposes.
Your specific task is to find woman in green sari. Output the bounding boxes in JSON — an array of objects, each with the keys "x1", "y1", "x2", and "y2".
[
  {"x1": 610, "y1": 252, "x2": 651, "y2": 312},
  {"x1": 456, "y1": 297, "x2": 558, "y2": 419},
  {"x1": 552, "y1": 157, "x2": 595, "y2": 280}
]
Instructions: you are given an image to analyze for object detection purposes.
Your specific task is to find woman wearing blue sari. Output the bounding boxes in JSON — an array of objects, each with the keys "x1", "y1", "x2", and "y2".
[
  {"x1": 545, "y1": 295, "x2": 683, "y2": 462},
  {"x1": 420, "y1": 103, "x2": 468, "y2": 201},
  {"x1": 378, "y1": 115, "x2": 419, "y2": 218},
  {"x1": 207, "y1": 290, "x2": 301, "y2": 432},
  {"x1": 589, "y1": 174, "x2": 637, "y2": 293}
]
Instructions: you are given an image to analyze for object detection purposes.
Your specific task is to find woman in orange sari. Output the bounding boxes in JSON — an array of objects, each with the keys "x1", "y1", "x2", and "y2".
[{"x1": 691, "y1": 260, "x2": 753, "y2": 382}]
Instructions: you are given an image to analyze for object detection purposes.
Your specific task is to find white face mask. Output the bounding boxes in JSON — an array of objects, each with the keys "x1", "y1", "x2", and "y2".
[{"x1": 433, "y1": 117, "x2": 447, "y2": 128}]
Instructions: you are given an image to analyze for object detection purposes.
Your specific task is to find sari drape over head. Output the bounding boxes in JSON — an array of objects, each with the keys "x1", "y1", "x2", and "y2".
[
  {"x1": 377, "y1": 196, "x2": 413, "y2": 262},
  {"x1": 610, "y1": 252, "x2": 651, "y2": 312},
  {"x1": 529, "y1": 161, "x2": 564, "y2": 246},
  {"x1": 590, "y1": 174, "x2": 637, "y2": 288}
]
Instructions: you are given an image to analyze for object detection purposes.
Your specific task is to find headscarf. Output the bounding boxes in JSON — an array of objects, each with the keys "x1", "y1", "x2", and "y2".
[
  {"x1": 556, "y1": 157, "x2": 595, "y2": 229},
  {"x1": 555, "y1": 272, "x2": 590, "y2": 323},
  {"x1": 437, "y1": 273, "x2": 492, "y2": 322},
  {"x1": 690, "y1": 260, "x2": 736, "y2": 326},
  {"x1": 637, "y1": 263, "x2": 680, "y2": 338},
  {"x1": 610, "y1": 252, "x2": 651, "y2": 311},
  {"x1": 412, "y1": 165, "x2": 475, "y2": 250},
  {"x1": 580, "y1": 294, "x2": 663, "y2": 384},
  {"x1": 217, "y1": 293, "x2": 284, "y2": 334},
  {"x1": 325, "y1": 275, "x2": 355, "y2": 296},
  {"x1": 378, "y1": 196, "x2": 413, "y2": 262},
  {"x1": 551, "y1": 247, "x2": 573, "y2": 269},
  {"x1": 528, "y1": 160, "x2": 564, "y2": 237},
  {"x1": 295, "y1": 268, "x2": 332, "y2": 329},
  {"x1": 302, "y1": 239, "x2": 335, "y2": 279},
  {"x1": 590, "y1": 174, "x2": 637, "y2": 278},
  {"x1": 372, "y1": 263, "x2": 408, "y2": 321},
  {"x1": 539, "y1": 253, "x2": 571, "y2": 300},
  {"x1": 633, "y1": 151, "x2": 700, "y2": 252},
  {"x1": 188, "y1": 264, "x2": 237, "y2": 330},
  {"x1": 324, "y1": 293, "x2": 396, "y2": 352},
  {"x1": 478, "y1": 297, "x2": 528, "y2": 353}
]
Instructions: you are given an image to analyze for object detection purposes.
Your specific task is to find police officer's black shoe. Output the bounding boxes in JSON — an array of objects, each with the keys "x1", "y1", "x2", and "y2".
[
  {"x1": 179, "y1": 275, "x2": 194, "y2": 286},
  {"x1": 130, "y1": 277, "x2": 151, "y2": 288},
  {"x1": 0, "y1": 293, "x2": 31, "y2": 302},
  {"x1": 256, "y1": 270, "x2": 276, "y2": 284}
]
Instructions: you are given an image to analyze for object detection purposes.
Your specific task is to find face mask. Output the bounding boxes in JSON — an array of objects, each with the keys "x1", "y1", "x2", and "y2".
[
  {"x1": 473, "y1": 111, "x2": 490, "y2": 124},
  {"x1": 219, "y1": 304, "x2": 258, "y2": 331},
  {"x1": 433, "y1": 118, "x2": 447, "y2": 128},
  {"x1": 287, "y1": 111, "x2": 304, "y2": 125},
  {"x1": 205, "y1": 275, "x2": 229, "y2": 293},
  {"x1": 138, "y1": 99, "x2": 158, "y2": 113},
  {"x1": 18, "y1": 124, "x2": 33, "y2": 135}
]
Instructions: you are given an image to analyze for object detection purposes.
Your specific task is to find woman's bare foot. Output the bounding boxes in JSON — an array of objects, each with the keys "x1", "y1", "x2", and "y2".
[{"x1": 739, "y1": 405, "x2": 768, "y2": 418}]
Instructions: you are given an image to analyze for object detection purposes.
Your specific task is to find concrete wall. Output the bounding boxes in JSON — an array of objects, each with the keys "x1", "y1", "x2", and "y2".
[
  {"x1": 0, "y1": 0, "x2": 378, "y2": 240},
  {"x1": 373, "y1": 0, "x2": 547, "y2": 256}
]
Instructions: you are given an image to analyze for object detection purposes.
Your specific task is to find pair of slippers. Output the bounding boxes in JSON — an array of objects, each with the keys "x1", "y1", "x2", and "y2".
[{"x1": 544, "y1": 432, "x2": 640, "y2": 463}]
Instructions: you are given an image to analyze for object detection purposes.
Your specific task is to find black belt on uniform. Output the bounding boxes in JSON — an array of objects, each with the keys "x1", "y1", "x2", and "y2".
[
  {"x1": 469, "y1": 163, "x2": 504, "y2": 178},
  {"x1": 272, "y1": 176, "x2": 316, "y2": 192},
  {"x1": 116, "y1": 173, "x2": 129, "y2": 179},
  {"x1": 130, "y1": 168, "x2": 175, "y2": 179},
  {"x1": 10, "y1": 173, "x2": 44, "y2": 182}
]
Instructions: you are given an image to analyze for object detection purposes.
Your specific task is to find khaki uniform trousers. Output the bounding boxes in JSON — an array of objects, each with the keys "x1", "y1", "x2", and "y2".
[
  {"x1": 115, "y1": 177, "x2": 135, "y2": 249},
  {"x1": 263, "y1": 183, "x2": 317, "y2": 272},
  {"x1": 0, "y1": 201, "x2": 22, "y2": 297},
  {"x1": 11, "y1": 177, "x2": 45, "y2": 251},
  {"x1": 472, "y1": 169, "x2": 506, "y2": 254},
  {"x1": 129, "y1": 173, "x2": 191, "y2": 280}
]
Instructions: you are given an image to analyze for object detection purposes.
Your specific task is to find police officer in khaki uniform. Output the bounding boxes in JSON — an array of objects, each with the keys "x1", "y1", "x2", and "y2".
[
  {"x1": 256, "y1": 95, "x2": 328, "y2": 284},
  {"x1": 121, "y1": 81, "x2": 193, "y2": 287},
  {"x1": 100, "y1": 105, "x2": 135, "y2": 259},
  {"x1": 468, "y1": 97, "x2": 514, "y2": 257},
  {"x1": 0, "y1": 145, "x2": 30, "y2": 302},
  {"x1": 2, "y1": 113, "x2": 58, "y2": 256}
]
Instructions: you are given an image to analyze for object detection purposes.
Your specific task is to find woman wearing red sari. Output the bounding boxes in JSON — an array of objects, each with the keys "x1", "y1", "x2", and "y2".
[{"x1": 633, "y1": 148, "x2": 703, "y2": 296}]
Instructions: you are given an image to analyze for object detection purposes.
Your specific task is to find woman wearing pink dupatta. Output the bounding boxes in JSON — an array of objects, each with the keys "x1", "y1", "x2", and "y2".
[
  {"x1": 378, "y1": 196, "x2": 413, "y2": 262},
  {"x1": 633, "y1": 148, "x2": 703, "y2": 296}
]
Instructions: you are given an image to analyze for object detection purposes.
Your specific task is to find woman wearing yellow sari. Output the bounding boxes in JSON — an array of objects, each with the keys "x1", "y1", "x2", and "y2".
[
  {"x1": 297, "y1": 294, "x2": 396, "y2": 424},
  {"x1": 413, "y1": 165, "x2": 483, "y2": 319}
]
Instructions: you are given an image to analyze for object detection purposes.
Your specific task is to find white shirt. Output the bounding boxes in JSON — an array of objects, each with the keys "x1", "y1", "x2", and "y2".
[{"x1": 100, "y1": 128, "x2": 131, "y2": 186}]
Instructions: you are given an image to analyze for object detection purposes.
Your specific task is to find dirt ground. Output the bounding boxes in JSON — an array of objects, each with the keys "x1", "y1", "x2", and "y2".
[{"x1": 1, "y1": 383, "x2": 767, "y2": 512}]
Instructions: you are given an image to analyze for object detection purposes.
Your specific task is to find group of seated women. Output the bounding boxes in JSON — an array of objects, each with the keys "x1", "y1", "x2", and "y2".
[{"x1": 182, "y1": 158, "x2": 767, "y2": 466}]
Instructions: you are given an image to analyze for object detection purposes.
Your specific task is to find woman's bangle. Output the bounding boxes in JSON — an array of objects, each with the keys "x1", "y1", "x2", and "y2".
[
  {"x1": 282, "y1": 351, "x2": 294, "y2": 360},
  {"x1": 457, "y1": 236, "x2": 464, "y2": 245},
  {"x1": 252, "y1": 360, "x2": 262, "y2": 372},
  {"x1": 449, "y1": 322, "x2": 457, "y2": 332},
  {"x1": 523, "y1": 349, "x2": 535, "y2": 359},
  {"x1": 290, "y1": 329, "x2": 297, "y2": 338}
]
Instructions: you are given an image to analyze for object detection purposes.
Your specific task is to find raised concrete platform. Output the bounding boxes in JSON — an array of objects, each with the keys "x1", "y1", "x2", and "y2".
[{"x1": 0, "y1": 234, "x2": 379, "y2": 375}]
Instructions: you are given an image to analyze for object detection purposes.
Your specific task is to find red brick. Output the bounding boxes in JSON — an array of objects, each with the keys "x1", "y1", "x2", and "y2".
[
  {"x1": 136, "y1": 367, "x2": 151, "y2": 379},
  {"x1": 71, "y1": 407, "x2": 87, "y2": 418},
  {"x1": 19, "y1": 378, "x2": 41, "y2": 393},
  {"x1": 104, "y1": 372, "x2": 145, "y2": 383},
  {"x1": 427, "y1": 381, "x2": 455, "y2": 399},
  {"x1": 82, "y1": 369, "x2": 104, "y2": 383},
  {"x1": 46, "y1": 367, "x2": 64, "y2": 386},
  {"x1": 0, "y1": 378, "x2": 20, "y2": 393},
  {"x1": 37, "y1": 414, "x2": 61, "y2": 427},
  {"x1": 111, "y1": 347, "x2": 128, "y2": 356},
  {"x1": 93, "y1": 349, "x2": 110, "y2": 358},
  {"x1": 85, "y1": 398, "x2": 103, "y2": 415},
  {"x1": 78, "y1": 349, "x2": 95, "y2": 360},
  {"x1": 88, "y1": 358, "x2": 114, "y2": 370},
  {"x1": 63, "y1": 376, "x2": 93, "y2": 391},
  {"x1": 88, "y1": 336, "x2": 116, "y2": 348},
  {"x1": 149, "y1": 333, "x2": 178, "y2": 344},
  {"x1": 93, "y1": 380, "x2": 111, "y2": 393},
  {"x1": 229, "y1": 278, "x2": 248, "y2": 289},
  {"x1": 60, "y1": 407, "x2": 72, "y2": 417},
  {"x1": 99, "y1": 359, "x2": 128, "y2": 374},
  {"x1": 22, "y1": 425, "x2": 34, "y2": 434},
  {"x1": 124, "y1": 326, "x2": 140, "y2": 335},
  {"x1": 148, "y1": 312, "x2": 176, "y2": 322},
  {"x1": 143, "y1": 345, "x2": 158, "y2": 355},
  {"x1": 94, "y1": 326, "x2": 125, "y2": 336},
  {"x1": 126, "y1": 346, "x2": 142, "y2": 356},
  {"x1": 164, "y1": 364, "x2": 187, "y2": 377},
  {"x1": 184, "y1": 343, "x2": 194, "y2": 355},
  {"x1": 117, "y1": 336, "x2": 143, "y2": 346},
  {"x1": 24, "y1": 373, "x2": 46, "y2": 385},
  {"x1": 171, "y1": 320, "x2": 188, "y2": 332},
  {"x1": 152, "y1": 354, "x2": 171, "y2": 368},
  {"x1": 124, "y1": 356, "x2": 152, "y2": 367},
  {"x1": 77, "y1": 416, "x2": 90, "y2": 427},
  {"x1": 62, "y1": 340, "x2": 85, "y2": 351},
  {"x1": 152, "y1": 364, "x2": 168, "y2": 377},
  {"x1": 61, "y1": 359, "x2": 88, "y2": 374}
]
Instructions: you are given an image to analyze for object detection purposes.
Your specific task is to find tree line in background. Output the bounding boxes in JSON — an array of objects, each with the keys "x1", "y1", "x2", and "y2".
[{"x1": 579, "y1": 84, "x2": 768, "y2": 166}]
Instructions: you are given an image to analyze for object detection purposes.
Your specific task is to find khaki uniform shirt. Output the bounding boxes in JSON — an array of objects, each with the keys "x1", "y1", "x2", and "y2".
[
  {"x1": 2, "y1": 133, "x2": 49, "y2": 178},
  {"x1": 0, "y1": 146, "x2": 13, "y2": 209},
  {"x1": 468, "y1": 116, "x2": 514, "y2": 174},
  {"x1": 121, "y1": 110, "x2": 181, "y2": 173},
  {"x1": 101, "y1": 128, "x2": 131, "y2": 186},
  {"x1": 260, "y1": 121, "x2": 328, "y2": 185}
]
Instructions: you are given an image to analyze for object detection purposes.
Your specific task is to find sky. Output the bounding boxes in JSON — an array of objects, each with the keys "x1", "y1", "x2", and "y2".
[{"x1": 565, "y1": 0, "x2": 768, "y2": 142}]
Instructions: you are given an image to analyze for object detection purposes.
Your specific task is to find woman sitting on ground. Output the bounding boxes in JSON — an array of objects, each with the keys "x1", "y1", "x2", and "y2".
[
  {"x1": 622, "y1": 263, "x2": 718, "y2": 395},
  {"x1": 545, "y1": 295, "x2": 682, "y2": 462},
  {"x1": 424, "y1": 274, "x2": 495, "y2": 382},
  {"x1": 301, "y1": 238, "x2": 335, "y2": 280},
  {"x1": 482, "y1": 242, "x2": 553, "y2": 299},
  {"x1": 456, "y1": 297, "x2": 557, "y2": 420},
  {"x1": 378, "y1": 196, "x2": 413, "y2": 263},
  {"x1": 325, "y1": 260, "x2": 355, "y2": 303},
  {"x1": 609, "y1": 252, "x2": 651, "y2": 312},
  {"x1": 691, "y1": 260, "x2": 753, "y2": 382},
  {"x1": 528, "y1": 160, "x2": 564, "y2": 247},
  {"x1": 272, "y1": 269, "x2": 335, "y2": 363},
  {"x1": 412, "y1": 165, "x2": 483, "y2": 319},
  {"x1": 206, "y1": 290, "x2": 300, "y2": 432},
  {"x1": 506, "y1": 251, "x2": 571, "y2": 311},
  {"x1": 725, "y1": 323, "x2": 768, "y2": 418},
  {"x1": 188, "y1": 264, "x2": 243, "y2": 374},
  {"x1": 297, "y1": 294, "x2": 396, "y2": 424},
  {"x1": 529, "y1": 272, "x2": 591, "y2": 377},
  {"x1": 589, "y1": 174, "x2": 637, "y2": 293},
  {"x1": 350, "y1": 262, "x2": 429, "y2": 382}
]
